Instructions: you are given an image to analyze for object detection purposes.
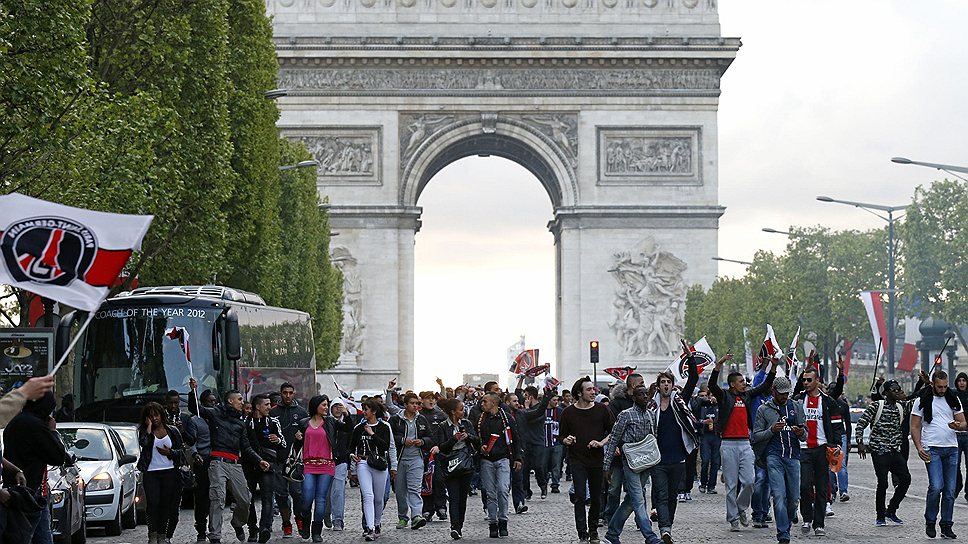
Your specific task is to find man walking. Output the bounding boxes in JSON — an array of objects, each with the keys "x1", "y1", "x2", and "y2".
[
  {"x1": 604, "y1": 374, "x2": 643, "y2": 523},
  {"x1": 708, "y1": 354, "x2": 776, "y2": 531},
  {"x1": 537, "y1": 393, "x2": 565, "y2": 495},
  {"x1": 602, "y1": 385, "x2": 662, "y2": 544},
  {"x1": 752, "y1": 377, "x2": 804, "y2": 544},
  {"x1": 693, "y1": 386, "x2": 721, "y2": 495},
  {"x1": 189, "y1": 389, "x2": 216, "y2": 542},
  {"x1": 559, "y1": 376, "x2": 615, "y2": 543},
  {"x1": 418, "y1": 390, "x2": 449, "y2": 521},
  {"x1": 245, "y1": 394, "x2": 287, "y2": 543},
  {"x1": 476, "y1": 392, "x2": 523, "y2": 538},
  {"x1": 854, "y1": 379, "x2": 912, "y2": 526},
  {"x1": 270, "y1": 382, "x2": 309, "y2": 538},
  {"x1": 512, "y1": 382, "x2": 553, "y2": 500},
  {"x1": 190, "y1": 378, "x2": 271, "y2": 544},
  {"x1": 389, "y1": 392, "x2": 435, "y2": 530},
  {"x1": 911, "y1": 371, "x2": 966, "y2": 539},
  {"x1": 793, "y1": 366, "x2": 842, "y2": 537}
]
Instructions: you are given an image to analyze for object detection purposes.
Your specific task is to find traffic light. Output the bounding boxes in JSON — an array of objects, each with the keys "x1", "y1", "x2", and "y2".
[{"x1": 590, "y1": 340, "x2": 599, "y2": 364}]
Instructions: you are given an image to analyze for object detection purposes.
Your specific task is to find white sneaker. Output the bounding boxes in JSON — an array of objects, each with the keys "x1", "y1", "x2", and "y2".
[
  {"x1": 739, "y1": 510, "x2": 750, "y2": 527},
  {"x1": 825, "y1": 503, "x2": 835, "y2": 517},
  {"x1": 801, "y1": 522, "x2": 811, "y2": 535},
  {"x1": 815, "y1": 527, "x2": 826, "y2": 537}
]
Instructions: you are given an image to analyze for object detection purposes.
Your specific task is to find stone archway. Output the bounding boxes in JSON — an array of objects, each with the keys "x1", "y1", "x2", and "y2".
[{"x1": 270, "y1": 0, "x2": 739, "y2": 390}]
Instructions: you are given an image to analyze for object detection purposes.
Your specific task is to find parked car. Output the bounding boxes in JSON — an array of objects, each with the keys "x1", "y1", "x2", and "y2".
[
  {"x1": 57, "y1": 423, "x2": 138, "y2": 536},
  {"x1": 849, "y1": 407, "x2": 872, "y2": 448},
  {"x1": 49, "y1": 461, "x2": 86, "y2": 544},
  {"x1": 111, "y1": 423, "x2": 147, "y2": 525}
]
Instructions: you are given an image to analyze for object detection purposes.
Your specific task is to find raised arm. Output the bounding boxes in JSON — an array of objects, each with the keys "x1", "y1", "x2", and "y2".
[{"x1": 748, "y1": 360, "x2": 778, "y2": 399}]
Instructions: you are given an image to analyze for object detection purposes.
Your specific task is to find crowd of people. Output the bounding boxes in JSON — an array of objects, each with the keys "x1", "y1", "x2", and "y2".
[{"x1": 2, "y1": 360, "x2": 965, "y2": 544}]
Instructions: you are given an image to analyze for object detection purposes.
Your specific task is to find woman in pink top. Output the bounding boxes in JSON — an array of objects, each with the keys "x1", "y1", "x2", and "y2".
[{"x1": 296, "y1": 395, "x2": 350, "y2": 541}]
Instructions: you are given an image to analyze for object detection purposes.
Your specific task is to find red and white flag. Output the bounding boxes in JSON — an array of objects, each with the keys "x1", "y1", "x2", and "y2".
[
  {"x1": 164, "y1": 326, "x2": 192, "y2": 374},
  {"x1": 509, "y1": 349, "x2": 539, "y2": 375},
  {"x1": 786, "y1": 326, "x2": 801, "y2": 382},
  {"x1": 0, "y1": 193, "x2": 153, "y2": 311},
  {"x1": 666, "y1": 337, "x2": 715, "y2": 388},
  {"x1": 840, "y1": 339, "x2": 855, "y2": 377},
  {"x1": 524, "y1": 363, "x2": 550, "y2": 377},
  {"x1": 604, "y1": 366, "x2": 637, "y2": 382},
  {"x1": 763, "y1": 324, "x2": 783, "y2": 359},
  {"x1": 859, "y1": 291, "x2": 888, "y2": 348},
  {"x1": 898, "y1": 317, "x2": 922, "y2": 372}
]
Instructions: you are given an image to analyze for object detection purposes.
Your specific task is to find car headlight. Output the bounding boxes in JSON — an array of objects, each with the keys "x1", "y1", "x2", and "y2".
[
  {"x1": 49, "y1": 490, "x2": 65, "y2": 505},
  {"x1": 86, "y1": 472, "x2": 113, "y2": 492}
]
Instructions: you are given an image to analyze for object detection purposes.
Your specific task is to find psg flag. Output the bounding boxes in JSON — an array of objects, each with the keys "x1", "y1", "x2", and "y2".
[
  {"x1": 0, "y1": 193, "x2": 152, "y2": 311},
  {"x1": 509, "y1": 349, "x2": 539, "y2": 375},
  {"x1": 603, "y1": 366, "x2": 637, "y2": 382}
]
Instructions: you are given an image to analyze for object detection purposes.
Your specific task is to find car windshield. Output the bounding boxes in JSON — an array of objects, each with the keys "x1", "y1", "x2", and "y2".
[
  {"x1": 113, "y1": 428, "x2": 140, "y2": 458},
  {"x1": 76, "y1": 306, "x2": 222, "y2": 404},
  {"x1": 59, "y1": 428, "x2": 113, "y2": 461}
]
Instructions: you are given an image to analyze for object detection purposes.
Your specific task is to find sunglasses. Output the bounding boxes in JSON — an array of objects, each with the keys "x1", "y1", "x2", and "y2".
[{"x1": 802, "y1": 378, "x2": 815, "y2": 383}]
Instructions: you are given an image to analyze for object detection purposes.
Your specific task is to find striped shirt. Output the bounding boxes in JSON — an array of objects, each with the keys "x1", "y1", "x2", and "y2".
[{"x1": 603, "y1": 404, "x2": 654, "y2": 472}]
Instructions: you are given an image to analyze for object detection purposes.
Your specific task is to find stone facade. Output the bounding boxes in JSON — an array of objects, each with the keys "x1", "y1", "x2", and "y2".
[{"x1": 271, "y1": 1, "x2": 738, "y2": 390}]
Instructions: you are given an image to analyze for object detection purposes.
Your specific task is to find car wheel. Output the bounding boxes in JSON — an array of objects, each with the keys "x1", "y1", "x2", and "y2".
[
  {"x1": 121, "y1": 499, "x2": 137, "y2": 529},
  {"x1": 71, "y1": 513, "x2": 86, "y2": 544},
  {"x1": 104, "y1": 503, "x2": 122, "y2": 536}
]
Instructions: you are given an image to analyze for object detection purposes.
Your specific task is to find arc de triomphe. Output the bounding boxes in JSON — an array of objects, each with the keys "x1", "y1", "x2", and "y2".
[{"x1": 269, "y1": 0, "x2": 739, "y2": 390}]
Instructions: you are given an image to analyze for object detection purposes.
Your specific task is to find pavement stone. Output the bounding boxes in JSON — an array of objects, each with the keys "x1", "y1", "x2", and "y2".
[{"x1": 88, "y1": 457, "x2": 967, "y2": 544}]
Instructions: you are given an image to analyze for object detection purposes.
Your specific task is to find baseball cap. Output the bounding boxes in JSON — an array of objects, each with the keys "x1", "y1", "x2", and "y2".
[{"x1": 772, "y1": 376, "x2": 792, "y2": 395}]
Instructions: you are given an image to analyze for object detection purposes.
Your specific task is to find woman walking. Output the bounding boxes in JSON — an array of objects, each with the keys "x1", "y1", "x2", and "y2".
[
  {"x1": 138, "y1": 402, "x2": 186, "y2": 544},
  {"x1": 297, "y1": 395, "x2": 351, "y2": 541},
  {"x1": 435, "y1": 398, "x2": 480, "y2": 540},
  {"x1": 349, "y1": 398, "x2": 396, "y2": 541}
]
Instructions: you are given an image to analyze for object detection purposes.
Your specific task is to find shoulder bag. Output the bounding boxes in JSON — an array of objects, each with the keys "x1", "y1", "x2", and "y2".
[
  {"x1": 622, "y1": 434, "x2": 661, "y2": 473},
  {"x1": 284, "y1": 442, "x2": 305, "y2": 482}
]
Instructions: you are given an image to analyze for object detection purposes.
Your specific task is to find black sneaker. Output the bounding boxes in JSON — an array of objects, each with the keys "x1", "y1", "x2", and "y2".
[
  {"x1": 498, "y1": 520, "x2": 508, "y2": 537},
  {"x1": 298, "y1": 524, "x2": 311, "y2": 540},
  {"x1": 258, "y1": 530, "x2": 270, "y2": 544},
  {"x1": 364, "y1": 529, "x2": 375, "y2": 542},
  {"x1": 235, "y1": 526, "x2": 246, "y2": 542},
  {"x1": 451, "y1": 529, "x2": 462, "y2": 540},
  {"x1": 437, "y1": 508, "x2": 448, "y2": 521},
  {"x1": 941, "y1": 526, "x2": 957, "y2": 539},
  {"x1": 928, "y1": 524, "x2": 938, "y2": 539},
  {"x1": 705, "y1": 489, "x2": 718, "y2": 495},
  {"x1": 489, "y1": 523, "x2": 499, "y2": 538},
  {"x1": 551, "y1": 486, "x2": 560, "y2": 493},
  {"x1": 514, "y1": 504, "x2": 528, "y2": 514},
  {"x1": 247, "y1": 531, "x2": 258, "y2": 543}
]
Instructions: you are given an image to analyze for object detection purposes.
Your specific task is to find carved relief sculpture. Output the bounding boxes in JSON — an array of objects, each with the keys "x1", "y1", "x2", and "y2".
[
  {"x1": 608, "y1": 238, "x2": 688, "y2": 358},
  {"x1": 522, "y1": 114, "x2": 578, "y2": 166},
  {"x1": 331, "y1": 246, "x2": 365, "y2": 360},
  {"x1": 400, "y1": 114, "x2": 457, "y2": 164},
  {"x1": 281, "y1": 127, "x2": 382, "y2": 184},
  {"x1": 597, "y1": 127, "x2": 701, "y2": 185}
]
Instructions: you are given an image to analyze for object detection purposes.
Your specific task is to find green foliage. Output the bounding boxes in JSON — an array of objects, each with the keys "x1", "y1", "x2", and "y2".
[
  {"x1": 278, "y1": 139, "x2": 342, "y2": 369},
  {"x1": 221, "y1": 0, "x2": 283, "y2": 302},
  {"x1": 902, "y1": 179, "x2": 968, "y2": 326},
  {"x1": 685, "y1": 226, "x2": 889, "y2": 364}
]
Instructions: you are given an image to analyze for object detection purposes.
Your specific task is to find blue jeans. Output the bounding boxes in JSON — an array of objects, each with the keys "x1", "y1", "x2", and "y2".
[
  {"x1": 828, "y1": 434, "x2": 849, "y2": 496},
  {"x1": 925, "y1": 446, "x2": 959, "y2": 526},
  {"x1": 31, "y1": 502, "x2": 52, "y2": 544},
  {"x1": 533, "y1": 444, "x2": 564, "y2": 488},
  {"x1": 767, "y1": 456, "x2": 800, "y2": 543},
  {"x1": 752, "y1": 465, "x2": 770, "y2": 522},
  {"x1": 480, "y1": 458, "x2": 511, "y2": 522},
  {"x1": 700, "y1": 433, "x2": 721, "y2": 491},
  {"x1": 956, "y1": 433, "x2": 967, "y2": 497},
  {"x1": 604, "y1": 464, "x2": 661, "y2": 544},
  {"x1": 301, "y1": 473, "x2": 334, "y2": 525},
  {"x1": 328, "y1": 463, "x2": 348, "y2": 523}
]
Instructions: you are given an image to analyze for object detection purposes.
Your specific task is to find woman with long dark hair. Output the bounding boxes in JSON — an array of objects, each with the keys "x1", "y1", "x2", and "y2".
[
  {"x1": 137, "y1": 401, "x2": 185, "y2": 544},
  {"x1": 296, "y1": 395, "x2": 351, "y2": 541},
  {"x1": 435, "y1": 397, "x2": 480, "y2": 540},
  {"x1": 349, "y1": 398, "x2": 395, "y2": 541}
]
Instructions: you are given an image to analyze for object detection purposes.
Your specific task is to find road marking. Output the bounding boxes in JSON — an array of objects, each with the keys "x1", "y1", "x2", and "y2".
[{"x1": 849, "y1": 483, "x2": 968, "y2": 509}]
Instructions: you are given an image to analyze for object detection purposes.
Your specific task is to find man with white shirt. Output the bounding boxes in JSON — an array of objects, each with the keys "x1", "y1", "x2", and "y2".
[{"x1": 911, "y1": 371, "x2": 967, "y2": 540}]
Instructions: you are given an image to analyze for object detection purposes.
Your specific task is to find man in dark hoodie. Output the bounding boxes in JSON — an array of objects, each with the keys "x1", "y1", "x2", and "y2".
[
  {"x1": 954, "y1": 372, "x2": 968, "y2": 501},
  {"x1": 3, "y1": 391, "x2": 71, "y2": 544},
  {"x1": 510, "y1": 381, "x2": 552, "y2": 502}
]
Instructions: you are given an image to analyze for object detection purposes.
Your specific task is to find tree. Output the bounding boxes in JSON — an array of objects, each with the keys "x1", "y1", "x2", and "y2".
[
  {"x1": 221, "y1": 0, "x2": 283, "y2": 302},
  {"x1": 278, "y1": 139, "x2": 342, "y2": 369},
  {"x1": 902, "y1": 179, "x2": 968, "y2": 326}
]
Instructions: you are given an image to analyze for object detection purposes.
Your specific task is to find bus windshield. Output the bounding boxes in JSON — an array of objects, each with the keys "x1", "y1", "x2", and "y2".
[{"x1": 76, "y1": 306, "x2": 223, "y2": 405}]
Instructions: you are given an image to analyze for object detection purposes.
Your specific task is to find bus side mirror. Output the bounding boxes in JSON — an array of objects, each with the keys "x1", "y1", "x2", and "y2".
[
  {"x1": 56, "y1": 311, "x2": 78, "y2": 361},
  {"x1": 225, "y1": 309, "x2": 241, "y2": 362}
]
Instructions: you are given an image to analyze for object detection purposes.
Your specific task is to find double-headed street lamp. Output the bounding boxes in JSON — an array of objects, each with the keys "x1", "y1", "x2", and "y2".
[{"x1": 816, "y1": 195, "x2": 908, "y2": 379}]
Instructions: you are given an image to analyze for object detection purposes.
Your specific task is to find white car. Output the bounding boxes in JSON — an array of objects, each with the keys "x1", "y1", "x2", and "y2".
[{"x1": 57, "y1": 423, "x2": 139, "y2": 536}]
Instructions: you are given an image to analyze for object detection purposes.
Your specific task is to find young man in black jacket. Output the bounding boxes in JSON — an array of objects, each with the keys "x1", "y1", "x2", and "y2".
[
  {"x1": 189, "y1": 378, "x2": 271, "y2": 544},
  {"x1": 269, "y1": 382, "x2": 309, "y2": 537},
  {"x1": 245, "y1": 394, "x2": 287, "y2": 543},
  {"x1": 3, "y1": 392, "x2": 71, "y2": 543},
  {"x1": 389, "y1": 393, "x2": 435, "y2": 530},
  {"x1": 477, "y1": 392, "x2": 523, "y2": 538}
]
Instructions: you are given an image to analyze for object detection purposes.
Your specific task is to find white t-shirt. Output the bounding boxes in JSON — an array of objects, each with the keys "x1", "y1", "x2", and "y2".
[
  {"x1": 912, "y1": 395, "x2": 963, "y2": 448},
  {"x1": 147, "y1": 434, "x2": 175, "y2": 471}
]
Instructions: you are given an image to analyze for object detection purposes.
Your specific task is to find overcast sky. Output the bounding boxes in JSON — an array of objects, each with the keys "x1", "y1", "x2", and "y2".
[{"x1": 412, "y1": 0, "x2": 968, "y2": 390}]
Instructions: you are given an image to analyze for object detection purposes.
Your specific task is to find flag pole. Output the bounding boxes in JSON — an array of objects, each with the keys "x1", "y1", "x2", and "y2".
[
  {"x1": 929, "y1": 334, "x2": 953, "y2": 374},
  {"x1": 48, "y1": 310, "x2": 97, "y2": 377},
  {"x1": 868, "y1": 338, "x2": 883, "y2": 395}
]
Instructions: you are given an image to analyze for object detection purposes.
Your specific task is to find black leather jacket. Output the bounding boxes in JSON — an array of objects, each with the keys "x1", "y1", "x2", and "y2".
[
  {"x1": 388, "y1": 412, "x2": 436, "y2": 460},
  {"x1": 296, "y1": 416, "x2": 352, "y2": 463},
  {"x1": 137, "y1": 424, "x2": 186, "y2": 473},
  {"x1": 189, "y1": 396, "x2": 262, "y2": 466}
]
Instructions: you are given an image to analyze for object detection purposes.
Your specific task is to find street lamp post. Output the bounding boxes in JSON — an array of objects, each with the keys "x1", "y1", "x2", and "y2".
[
  {"x1": 891, "y1": 157, "x2": 968, "y2": 180},
  {"x1": 278, "y1": 160, "x2": 319, "y2": 171},
  {"x1": 816, "y1": 196, "x2": 907, "y2": 379}
]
